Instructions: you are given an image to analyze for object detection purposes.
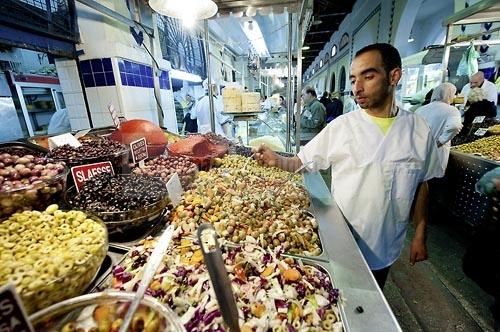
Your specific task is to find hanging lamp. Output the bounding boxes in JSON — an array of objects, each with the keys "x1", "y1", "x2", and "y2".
[{"x1": 148, "y1": 0, "x2": 218, "y2": 20}]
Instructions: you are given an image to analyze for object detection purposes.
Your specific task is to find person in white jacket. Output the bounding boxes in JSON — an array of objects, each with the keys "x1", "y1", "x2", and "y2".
[
  {"x1": 190, "y1": 82, "x2": 231, "y2": 137},
  {"x1": 461, "y1": 71, "x2": 498, "y2": 105},
  {"x1": 415, "y1": 83, "x2": 463, "y2": 171},
  {"x1": 254, "y1": 43, "x2": 443, "y2": 289}
]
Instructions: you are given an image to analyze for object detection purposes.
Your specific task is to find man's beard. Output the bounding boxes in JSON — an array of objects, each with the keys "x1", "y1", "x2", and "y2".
[{"x1": 359, "y1": 78, "x2": 392, "y2": 110}]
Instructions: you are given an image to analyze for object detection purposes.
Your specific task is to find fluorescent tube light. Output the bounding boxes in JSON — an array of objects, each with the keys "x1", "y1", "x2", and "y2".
[
  {"x1": 170, "y1": 69, "x2": 202, "y2": 83},
  {"x1": 242, "y1": 21, "x2": 269, "y2": 56}
]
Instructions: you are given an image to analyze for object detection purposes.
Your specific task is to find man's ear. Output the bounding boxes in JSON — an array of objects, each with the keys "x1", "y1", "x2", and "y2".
[{"x1": 389, "y1": 68, "x2": 402, "y2": 86}]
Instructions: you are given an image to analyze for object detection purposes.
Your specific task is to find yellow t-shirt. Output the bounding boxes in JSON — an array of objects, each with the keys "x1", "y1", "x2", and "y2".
[{"x1": 367, "y1": 114, "x2": 396, "y2": 135}]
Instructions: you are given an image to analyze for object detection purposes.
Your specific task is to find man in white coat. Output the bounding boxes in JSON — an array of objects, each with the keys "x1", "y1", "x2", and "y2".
[
  {"x1": 461, "y1": 71, "x2": 498, "y2": 105},
  {"x1": 416, "y1": 82, "x2": 463, "y2": 171},
  {"x1": 191, "y1": 81, "x2": 231, "y2": 137},
  {"x1": 254, "y1": 43, "x2": 443, "y2": 288}
]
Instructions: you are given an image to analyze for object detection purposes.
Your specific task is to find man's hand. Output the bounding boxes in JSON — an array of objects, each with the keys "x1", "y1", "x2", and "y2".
[
  {"x1": 252, "y1": 144, "x2": 302, "y2": 172},
  {"x1": 253, "y1": 144, "x2": 279, "y2": 167},
  {"x1": 410, "y1": 237, "x2": 428, "y2": 265}
]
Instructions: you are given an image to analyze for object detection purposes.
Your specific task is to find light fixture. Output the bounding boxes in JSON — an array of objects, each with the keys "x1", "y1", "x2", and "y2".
[
  {"x1": 169, "y1": 69, "x2": 202, "y2": 83},
  {"x1": 242, "y1": 20, "x2": 269, "y2": 56},
  {"x1": 301, "y1": 46, "x2": 310, "y2": 50},
  {"x1": 408, "y1": 31, "x2": 415, "y2": 43},
  {"x1": 149, "y1": 0, "x2": 218, "y2": 25}
]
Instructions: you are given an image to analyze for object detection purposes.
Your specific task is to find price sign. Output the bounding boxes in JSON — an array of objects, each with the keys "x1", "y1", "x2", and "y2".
[
  {"x1": 108, "y1": 104, "x2": 120, "y2": 127},
  {"x1": 474, "y1": 128, "x2": 488, "y2": 136},
  {"x1": 130, "y1": 138, "x2": 148, "y2": 165},
  {"x1": 71, "y1": 161, "x2": 115, "y2": 192},
  {"x1": 166, "y1": 173, "x2": 183, "y2": 206},
  {"x1": 48, "y1": 133, "x2": 82, "y2": 150},
  {"x1": 74, "y1": 128, "x2": 92, "y2": 139},
  {"x1": 472, "y1": 116, "x2": 485, "y2": 124},
  {"x1": 0, "y1": 284, "x2": 34, "y2": 332}
]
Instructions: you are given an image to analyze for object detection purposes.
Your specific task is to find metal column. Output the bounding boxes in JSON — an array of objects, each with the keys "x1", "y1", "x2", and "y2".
[
  {"x1": 286, "y1": 13, "x2": 294, "y2": 152},
  {"x1": 295, "y1": 20, "x2": 303, "y2": 154},
  {"x1": 441, "y1": 24, "x2": 452, "y2": 83},
  {"x1": 203, "y1": 19, "x2": 216, "y2": 133}
]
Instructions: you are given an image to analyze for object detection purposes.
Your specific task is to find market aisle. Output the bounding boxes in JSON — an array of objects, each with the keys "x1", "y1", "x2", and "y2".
[{"x1": 385, "y1": 223, "x2": 496, "y2": 331}]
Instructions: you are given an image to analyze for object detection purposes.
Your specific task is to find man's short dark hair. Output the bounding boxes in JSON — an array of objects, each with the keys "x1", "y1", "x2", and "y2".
[
  {"x1": 322, "y1": 91, "x2": 329, "y2": 98},
  {"x1": 355, "y1": 43, "x2": 402, "y2": 75},
  {"x1": 304, "y1": 86, "x2": 317, "y2": 97}
]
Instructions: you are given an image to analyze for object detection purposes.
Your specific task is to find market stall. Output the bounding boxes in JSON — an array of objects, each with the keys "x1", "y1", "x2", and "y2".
[{"x1": 0, "y1": 124, "x2": 402, "y2": 331}]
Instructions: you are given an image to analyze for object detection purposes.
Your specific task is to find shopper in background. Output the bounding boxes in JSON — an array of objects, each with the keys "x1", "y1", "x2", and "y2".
[
  {"x1": 47, "y1": 108, "x2": 71, "y2": 134},
  {"x1": 190, "y1": 81, "x2": 231, "y2": 137},
  {"x1": 300, "y1": 86, "x2": 326, "y2": 143},
  {"x1": 463, "y1": 87, "x2": 497, "y2": 126},
  {"x1": 461, "y1": 71, "x2": 498, "y2": 105},
  {"x1": 320, "y1": 91, "x2": 330, "y2": 108},
  {"x1": 325, "y1": 91, "x2": 343, "y2": 123},
  {"x1": 415, "y1": 83, "x2": 463, "y2": 171},
  {"x1": 342, "y1": 91, "x2": 358, "y2": 114},
  {"x1": 254, "y1": 43, "x2": 443, "y2": 289},
  {"x1": 182, "y1": 94, "x2": 197, "y2": 134}
]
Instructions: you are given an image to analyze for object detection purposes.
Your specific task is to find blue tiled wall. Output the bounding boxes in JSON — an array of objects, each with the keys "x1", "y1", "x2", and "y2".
[
  {"x1": 80, "y1": 58, "x2": 115, "y2": 87},
  {"x1": 159, "y1": 71, "x2": 171, "y2": 90},
  {"x1": 118, "y1": 59, "x2": 154, "y2": 88}
]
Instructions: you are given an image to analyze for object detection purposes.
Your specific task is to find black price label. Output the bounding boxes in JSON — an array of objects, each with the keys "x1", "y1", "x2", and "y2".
[
  {"x1": 130, "y1": 137, "x2": 148, "y2": 164},
  {"x1": 0, "y1": 284, "x2": 33, "y2": 332}
]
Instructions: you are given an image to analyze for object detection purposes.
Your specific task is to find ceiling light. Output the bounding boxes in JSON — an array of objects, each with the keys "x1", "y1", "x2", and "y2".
[
  {"x1": 301, "y1": 46, "x2": 310, "y2": 50},
  {"x1": 149, "y1": 0, "x2": 217, "y2": 21},
  {"x1": 408, "y1": 36, "x2": 414, "y2": 43},
  {"x1": 170, "y1": 69, "x2": 202, "y2": 83},
  {"x1": 242, "y1": 20, "x2": 269, "y2": 56}
]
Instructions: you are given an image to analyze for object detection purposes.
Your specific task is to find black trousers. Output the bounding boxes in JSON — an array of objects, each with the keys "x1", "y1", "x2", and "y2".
[{"x1": 372, "y1": 266, "x2": 391, "y2": 289}]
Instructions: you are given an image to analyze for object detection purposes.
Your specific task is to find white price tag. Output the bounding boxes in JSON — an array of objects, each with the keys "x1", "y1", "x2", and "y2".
[
  {"x1": 48, "y1": 133, "x2": 82, "y2": 150},
  {"x1": 108, "y1": 104, "x2": 120, "y2": 127},
  {"x1": 472, "y1": 116, "x2": 485, "y2": 124},
  {"x1": 166, "y1": 173, "x2": 183, "y2": 207},
  {"x1": 74, "y1": 128, "x2": 92, "y2": 139},
  {"x1": 474, "y1": 128, "x2": 488, "y2": 136}
]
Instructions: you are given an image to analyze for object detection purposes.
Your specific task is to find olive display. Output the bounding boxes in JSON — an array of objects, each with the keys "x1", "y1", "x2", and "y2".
[
  {"x1": 169, "y1": 163, "x2": 321, "y2": 255},
  {"x1": 71, "y1": 173, "x2": 168, "y2": 212},
  {"x1": 0, "y1": 205, "x2": 107, "y2": 313},
  {"x1": 454, "y1": 135, "x2": 500, "y2": 161},
  {"x1": 214, "y1": 154, "x2": 303, "y2": 183},
  {"x1": 0, "y1": 153, "x2": 67, "y2": 218},
  {"x1": 132, "y1": 155, "x2": 197, "y2": 189},
  {"x1": 48, "y1": 136, "x2": 129, "y2": 172}
]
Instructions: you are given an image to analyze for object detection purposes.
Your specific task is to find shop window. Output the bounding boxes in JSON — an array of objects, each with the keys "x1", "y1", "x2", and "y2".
[
  {"x1": 331, "y1": 73, "x2": 336, "y2": 91},
  {"x1": 339, "y1": 66, "x2": 346, "y2": 92}
]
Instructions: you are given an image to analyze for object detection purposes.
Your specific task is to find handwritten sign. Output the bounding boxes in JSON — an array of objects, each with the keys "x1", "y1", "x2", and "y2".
[
  {"x1": 472, "y1": 116, "x2": 485, "y2": 124},
  {"x1": 71, "y1": 162, "x2": 115, "y2": 192},
  {"x1": 166, "y1": 173, "x2": 183, "y2": 206},
  {"x1": 48, "y1": 133, "x2": 81, "y2": 150},
  {"x1": 108, "y1": 104, "x2": 120, "y2": 127},
  {"x1": 0, "y1": 284, "x2": 34, "y2": 332},
  {"x1": 130, "y1": 138, "x2": 148, "y2": 165},
  {"x1": 474, "y1": 128, "x2": 488, "y2": 136}
]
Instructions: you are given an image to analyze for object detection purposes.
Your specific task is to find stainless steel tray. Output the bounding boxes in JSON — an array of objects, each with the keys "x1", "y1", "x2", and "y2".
[{"x1": 93, "y1": 242, "x2": 346, "y2": 331}]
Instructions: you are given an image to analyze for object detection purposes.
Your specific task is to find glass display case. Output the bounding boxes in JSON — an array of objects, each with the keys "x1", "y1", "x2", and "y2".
[{"x1": 9, "y1": 74, "x2": 66, "y2": 138}]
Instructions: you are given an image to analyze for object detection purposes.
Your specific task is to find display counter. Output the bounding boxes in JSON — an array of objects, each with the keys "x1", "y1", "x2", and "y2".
[{"x1": 304, "y1": 172, "x2": 402, "y2": 332}]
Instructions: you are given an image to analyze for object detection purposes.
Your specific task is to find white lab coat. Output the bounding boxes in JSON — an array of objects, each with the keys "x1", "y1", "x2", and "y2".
[
  {"x1": 415, "y1": 101, "x2": 463, "y2": 171},
  {"x1": 461, "y1": 80, "x2": 498, "y2": 105},
  {"x1": 190, "y1": 95, "x2": 230, "y2": 137},
  {"x1": 298, "y1": 108, "x2": 443, "y2": 270}
]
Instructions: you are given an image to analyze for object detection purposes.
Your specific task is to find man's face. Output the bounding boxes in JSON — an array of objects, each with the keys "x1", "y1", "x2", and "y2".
[
  {"x1": 469, "y1": 76, "x2": 484, "y2": 88},
  {"x1": 349, "y1": 50, "x2": 398, "y2": 110},
  {"x1": 302, "y1": 91, "x2": 312, "y2": 103}
]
